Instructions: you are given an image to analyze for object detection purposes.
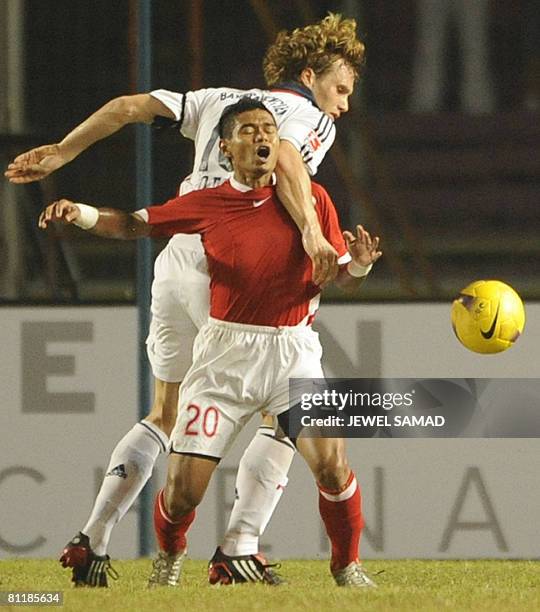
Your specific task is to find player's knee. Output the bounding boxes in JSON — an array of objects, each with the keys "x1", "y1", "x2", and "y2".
[
  {"x1": 147, "y1": 383, "x2": 180, "y2": 437},
  {"x1": 313, "y1": 454, "x2": 350, "y2": 491},
  {"x1": 165, "y1": 467, "x2": 206, "y2": 518},
  {"x1": 164, "y1": 477, "x2": 203, "y2": 518},
  {"x1": 146, "y1": 408, "x2": 177, "y2": 438},
  {"x1": 146, "y1": 414, "x2": 175, "y2": 439},
  {"x1": 166, "y1": 494, "x2": 199, "y2": 519}
]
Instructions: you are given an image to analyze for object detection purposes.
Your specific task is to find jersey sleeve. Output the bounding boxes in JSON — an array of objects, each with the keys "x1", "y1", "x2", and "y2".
[
  {"x1": 143, "y1": 191, "x2": 212, "y2": 238},
  {"x1": 150, "y1": 88, "x2": 213, "y2": 140},
  {"x1": 278, "y1": 111, "x2": 336, "y2": 176},
  {"x1": 311, "y1": 182, "x2": 351, "y2": 265}
]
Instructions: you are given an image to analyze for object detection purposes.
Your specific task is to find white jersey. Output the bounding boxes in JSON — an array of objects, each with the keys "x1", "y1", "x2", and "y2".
[{"x1": 151, "y1": 87, "x2": 335, "y2": 194}]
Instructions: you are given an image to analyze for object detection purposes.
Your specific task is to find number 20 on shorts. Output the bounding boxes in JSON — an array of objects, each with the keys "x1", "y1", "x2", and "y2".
[{"x1": 184, "y1": 404, "x2": 220, "y2": 437}]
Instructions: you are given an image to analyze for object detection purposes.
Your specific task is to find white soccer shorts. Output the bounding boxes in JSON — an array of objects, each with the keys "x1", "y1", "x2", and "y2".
[
  {"x1": 146, "y1": 237, "x2": 210, "y2": 382},
  {"x1": 170, "y1": 318, "x2": 325, "y2": 459}
]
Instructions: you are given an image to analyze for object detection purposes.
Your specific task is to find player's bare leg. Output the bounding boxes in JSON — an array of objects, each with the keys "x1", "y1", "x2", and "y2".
[
  {"x1": 296, "y1": 436, "x2": 350, "y2": 489},
  {"x1": 296, "y1": 436, "x2": 376, "y2": 588},
  {"x1": 146, "y1": 378, "x2": 180, "y2": 437},
  {"x1": 150, "y1": 453, "x2": 217, "y2": 586}
]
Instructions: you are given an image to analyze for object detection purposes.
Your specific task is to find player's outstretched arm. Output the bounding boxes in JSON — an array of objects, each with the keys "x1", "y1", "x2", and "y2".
[
  {"x1": 38, "y1": 199, "x2": 150, "y2": 240},
  {"x1": 334, "y1": 224, "x2": 382, "y2": 293},
  {"x1": 5, "y1": 94, "x2": 174, "y2": 184},
  {"x1": 275, "y1": 141, "x2": 338, "y2": 286}
]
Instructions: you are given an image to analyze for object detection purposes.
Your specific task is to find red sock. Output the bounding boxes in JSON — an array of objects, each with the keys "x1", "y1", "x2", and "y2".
[
  {"x1": 153, "y1": 489, "x2": 195, "y2": 554},
  {"x1": 318, "y1": 471, "x2": 364, "y2": 573}
]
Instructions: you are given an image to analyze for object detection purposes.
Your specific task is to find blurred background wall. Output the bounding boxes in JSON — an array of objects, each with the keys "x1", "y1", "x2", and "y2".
[{"x1": 2, "y1": 304, "x2": 539, "y2": 559}]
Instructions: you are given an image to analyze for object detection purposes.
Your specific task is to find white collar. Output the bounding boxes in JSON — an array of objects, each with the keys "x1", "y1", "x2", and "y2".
[{"x1": 229, "y1": 173, "x2": 276, "y2": 192}]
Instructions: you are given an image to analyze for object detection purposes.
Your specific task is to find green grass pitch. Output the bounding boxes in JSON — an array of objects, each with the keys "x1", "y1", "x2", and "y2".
[{"x1": 1, "y1": 559, "x2": 539, "y2": 611}]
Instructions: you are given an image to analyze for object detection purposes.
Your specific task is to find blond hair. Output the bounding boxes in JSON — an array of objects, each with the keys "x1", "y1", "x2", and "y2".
[{"x1": 263, "y1": 13, "x2": 365, "y2": 87}]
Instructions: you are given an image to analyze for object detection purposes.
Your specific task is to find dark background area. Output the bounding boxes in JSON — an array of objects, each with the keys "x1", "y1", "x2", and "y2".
[
  {"x1": 5, "y1": 0, "x2": 539, "y2": 301},
  {"x1": 23, "y1": 1, "x2": 531, "y2": 204}
]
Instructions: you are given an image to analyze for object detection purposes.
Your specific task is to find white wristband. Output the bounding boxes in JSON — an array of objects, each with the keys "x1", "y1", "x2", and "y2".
[
  {"x1": 73, "y1": 203, "x2": 99, "y2": 230},
  {"x1": 347, "y1": 261, "x2": 373, "y2": 278}
]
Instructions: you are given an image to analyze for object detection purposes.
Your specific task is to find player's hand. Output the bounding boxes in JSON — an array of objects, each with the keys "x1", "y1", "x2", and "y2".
[
  {"x1": 302, "y1": 224, "x2": 339, "y2": 286},
  {"x1": 5, "y1": 144, "x2": 67, "y2": 183},
  {"x1": 343, "y1": 225, "x2": 382, "y2": 267},
  {"x1": 38, "y1": 199, "x2": 81, "y2": 229}
]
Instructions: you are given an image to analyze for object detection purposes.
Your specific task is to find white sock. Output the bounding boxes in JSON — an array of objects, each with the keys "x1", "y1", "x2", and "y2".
[
  {"x1": 82, "y1": 420, "x2": 168, "y2": 555},
  {"x1": 221, "y1": 426, "x2": 295, "y2": 557}
]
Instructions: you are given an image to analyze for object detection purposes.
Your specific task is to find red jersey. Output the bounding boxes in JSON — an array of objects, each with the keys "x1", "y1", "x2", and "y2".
[{"x1": 143, "y1": 179, "x2": 350, "y2": 327}]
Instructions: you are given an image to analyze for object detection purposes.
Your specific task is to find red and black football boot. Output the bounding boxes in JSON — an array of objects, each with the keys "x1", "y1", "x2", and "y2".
[
  {"x1": 208, "y1": 546, "x2": 284, "y2": 586},
  {"x1": 59, "y1": 532, "x2": 118, "y2": 587}
]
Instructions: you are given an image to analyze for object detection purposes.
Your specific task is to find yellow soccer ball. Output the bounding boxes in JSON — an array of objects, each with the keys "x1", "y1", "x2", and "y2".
[{"x1": 451, "y1": 280, "x2": 526, "y2": 354}]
